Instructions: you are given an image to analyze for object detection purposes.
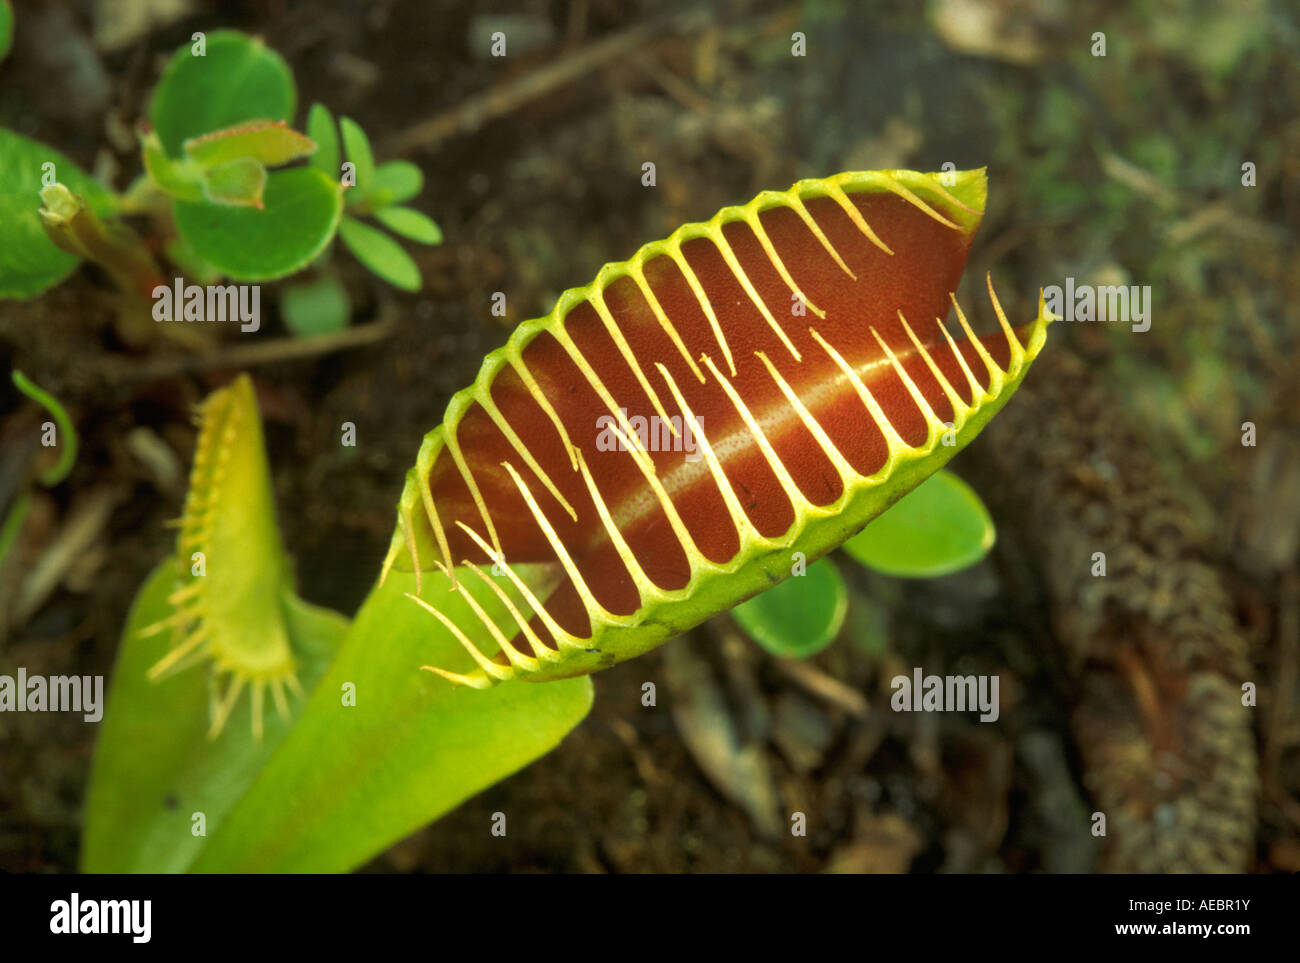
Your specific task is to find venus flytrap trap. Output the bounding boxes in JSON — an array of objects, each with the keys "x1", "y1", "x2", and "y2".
[
  {"x1": 83, "y1": 376, "x2": 348, "y2": 873},
  {"x1": 139, "y1": 376, "x2": 303, "y2": 740},
  {"x1": 379, "y1": 167, "x2": 1049, "y2": 688},
  {"x1": 88, "y1": 166, "x2": 1050, "y2": 873}
]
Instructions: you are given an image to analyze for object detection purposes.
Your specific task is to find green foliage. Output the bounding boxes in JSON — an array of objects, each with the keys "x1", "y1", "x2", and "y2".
[
  {"x1": 189, "y1": 570, "x2": 593, "y2": 872},
  {"x1": 146, "y1": 120, "x2": 320, "y2": 211},
  {"x1": 0, "y1": 129, "x2": 116, "y2": 298},
  {"x1": 2, "y1": 370, "x2": 79, "y2": 568},
  {"x1": 85, "y1": 377, "x2": 592, "y2": 872},
  {"x1": 89, "y1": 561, "x2": 593, "y2": 871},
  {"x1": 374, "y1": 205, "x2": 443, "y2": 244},
  {"x1": 281, "y1": 274, "x2": 350, "y2": 336},
  {"x1": 184, "y1": 120, "x2": 316, "y2": 169},
  {"x1": 307, "y1": 104, "x2": 441, "y2": 291},
  {"x1": 732, "y1": 558, "x2": 848, "y2": 658},
  {"x1": 87, "y1": 558, "x2": 592, "y2": 874},
  {"x1": 141, "y1": 34, "x2": 345, "y2": 279},
  {"x1": 143, "y1": 117, "x2": 314, "y2": 210},
  {"x1": 199, "y1": 156, "x2": 267, "y2": 207},
  {"x1": 841, "y1": 469, "x2": 995, "y2": 578},
  {"x1": 82, "y1": 563, "x2": 347, "y2": 872},
  {"x1": 172, "y1": 168, "x2": 343, "y2": 282},
  {"x1": 306, "y1": 104, "x2": 340, "y2": 178},
  {"x1": 139, "y1": 129, "x2": 203, "y2": 203},
  {"x1": 148, "y1": 31, "x2": 295, "y2": 156},
  {"x1": 0, "y1": 28, "x2": 438, "y2": 300},
  {"x1": 338, "y1": 215, "x2": 421, "y2": 291},
  {"x1": 373, "y1": 161, "x2": 424, "y2": 204},
  {"x1": 11, "y1": 370, "x2": 77, "y2": 485},
  {"x1": 339, "y1": 117, "x2": 376, "y2": 193}
]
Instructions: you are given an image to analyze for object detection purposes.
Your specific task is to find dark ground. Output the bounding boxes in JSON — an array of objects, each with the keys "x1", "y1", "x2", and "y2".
[{"x1": 0, "y1": 0, "x2": 1296, "y2": 872}]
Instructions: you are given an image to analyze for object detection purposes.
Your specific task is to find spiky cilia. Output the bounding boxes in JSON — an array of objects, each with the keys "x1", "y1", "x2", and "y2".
[{"x1": 142, "y1": 375, "x2": 303, "y2": 737}]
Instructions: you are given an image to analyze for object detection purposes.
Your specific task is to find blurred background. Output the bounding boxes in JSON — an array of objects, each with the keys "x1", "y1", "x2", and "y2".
[{"x1": 0, "y1": 0, "x2": 1296, "y2": 872}]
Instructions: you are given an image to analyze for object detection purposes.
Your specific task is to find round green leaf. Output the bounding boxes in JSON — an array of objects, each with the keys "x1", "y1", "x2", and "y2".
[
  {"x1": 373, "y1": 161, "x2": 423, "y2": 204},
  {"x1": 0, "y1": 129, "x2": 116, "y2": 299},
  {"x1": 732, "y1": 558, "x2": 848, "y2": 659},
  {"x1": 150, "y1": 31, "x2": 295, "y2": 157},
  {"x1": 373, "y1": 206, "x2": 442, "y2": 244},
  {"x1": 173, "y1": 167, "x2": 342, "y2": 282},
  {"x1": 338, "y1": 215, "x2": 420, "y2": 291},
  {"x1": 281, "y1": 274, "x2": 349, "y2": 336},
  {"x1": 841, "y1": 469, "x2": 995, "y2": 578}
]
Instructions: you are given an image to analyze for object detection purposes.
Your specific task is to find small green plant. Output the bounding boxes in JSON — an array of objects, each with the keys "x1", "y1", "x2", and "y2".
[
  {"x1": 84, "y1": 166, "x2": 1051, "y2": 872},
  {"x1": 0, "y1": 27, "x2": 441, "y2": 323}
]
